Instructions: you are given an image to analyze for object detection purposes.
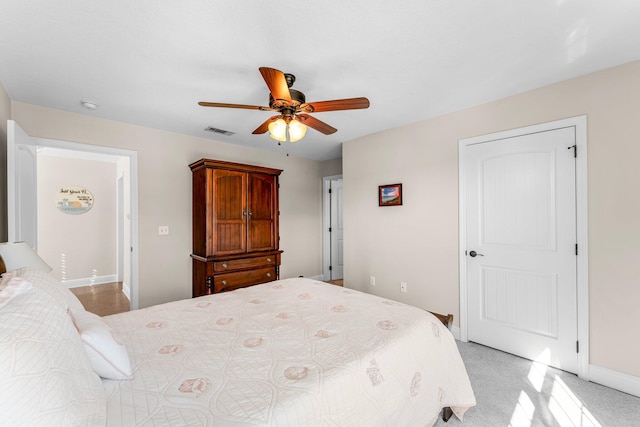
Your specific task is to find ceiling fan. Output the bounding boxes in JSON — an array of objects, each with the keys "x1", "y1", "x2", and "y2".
[{"x1": 199, "y1": 67, "x2": 370, "y2": 143}]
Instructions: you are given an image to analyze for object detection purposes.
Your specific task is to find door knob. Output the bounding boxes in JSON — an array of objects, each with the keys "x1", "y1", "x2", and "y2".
[{"x1": 469, "y1": 250, "x2": 484, "y2": 257}]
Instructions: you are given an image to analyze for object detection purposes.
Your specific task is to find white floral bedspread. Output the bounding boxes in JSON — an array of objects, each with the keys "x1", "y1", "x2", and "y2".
[{"x1": 102, "y1": 278, "x2": 475, "y2": 426}]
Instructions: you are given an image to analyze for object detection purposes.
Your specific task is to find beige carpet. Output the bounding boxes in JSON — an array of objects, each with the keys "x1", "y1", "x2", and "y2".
[{"x1": 434, "y1": 341, "x2": 639, "y2": 427}]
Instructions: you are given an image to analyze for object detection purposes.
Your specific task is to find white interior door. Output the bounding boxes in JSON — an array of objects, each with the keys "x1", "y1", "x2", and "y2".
[
  {"x1": 330, "y1": 179, "x2": 344, "y2": 280},
  {"x1": 7, "y1": 120, "x2": 38, "y2": 247},
  {"x1": 465, "y1": 126, "x2": 578, "y2": 373}
]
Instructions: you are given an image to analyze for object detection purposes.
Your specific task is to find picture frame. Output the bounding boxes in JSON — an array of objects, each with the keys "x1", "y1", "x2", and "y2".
[{"x1": 378, "y1": 183, "x2": 402, "y2": 206}]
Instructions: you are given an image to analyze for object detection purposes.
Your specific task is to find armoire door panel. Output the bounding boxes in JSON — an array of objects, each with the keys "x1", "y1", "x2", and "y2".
[
  {"x1": 214, "y1": 170, "x2": 246, "y2": 220},
  {"x1": 213, "y1": 170, "x2": 247, "y2": 255},
  {"x1": 215, "y1": 223, "x2": 247, "y2": 253},
  {"x1": 247, "y1": 173, "x2": 276, "y2": 251},
  {"x1": 248, "y1": 174, "x2": 275, "y2": 220},
  {"x1": 248, "y1": 221, "x2": 275, "y2": 252}
]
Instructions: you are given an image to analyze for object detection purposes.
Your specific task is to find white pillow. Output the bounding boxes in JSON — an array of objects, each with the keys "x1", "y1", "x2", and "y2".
[
  {"x1": 0, "y1": 277, "x2": 106, "y2": 426},
  {"x1": 70, "y1": 308, "x2": 133, "y2": 380}
]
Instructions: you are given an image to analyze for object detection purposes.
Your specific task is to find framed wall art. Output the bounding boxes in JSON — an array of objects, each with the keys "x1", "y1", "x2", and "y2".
[
  {"x1": 378, "y1": 183, "x2": 402, "y2": 206},
  {"x1": 56, "y1": 186, "x2": 94, "y2": 215}
]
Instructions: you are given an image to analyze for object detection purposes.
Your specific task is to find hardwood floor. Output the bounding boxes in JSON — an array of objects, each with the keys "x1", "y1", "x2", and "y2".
[
  {"x1": 326, "y1": 279, "x2": 343, "y2": 287},
  {"x1": 70, "y1": 282, "x2": 130, "y2": 317}
]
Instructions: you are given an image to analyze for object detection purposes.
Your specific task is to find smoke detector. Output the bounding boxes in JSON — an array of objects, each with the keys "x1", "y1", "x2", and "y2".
[{"x1": 81, "y1": 101, "x2": 98, "y2": 110}]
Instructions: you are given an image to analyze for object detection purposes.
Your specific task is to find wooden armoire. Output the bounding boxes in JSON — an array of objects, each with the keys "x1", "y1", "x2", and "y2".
[{"x1": 190, "y1": 159, "x2": 283, "y2": 296}]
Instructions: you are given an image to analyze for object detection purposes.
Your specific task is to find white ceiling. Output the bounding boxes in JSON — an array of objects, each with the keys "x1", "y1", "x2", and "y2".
[{"x1": 2, "y1": 1, "x2": 640, "y2": 161}]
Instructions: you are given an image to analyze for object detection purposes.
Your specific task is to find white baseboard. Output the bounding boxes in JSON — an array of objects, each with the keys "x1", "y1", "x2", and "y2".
[
  {"x1": 62, "y1": 274, "x2": 118, "y2": 289},
  {"x1": 122, "y1": 281, "x2": 131, "y2": 301},
  {"x1": 589, "y1": 364, "x2": 640, "y2": 398}
]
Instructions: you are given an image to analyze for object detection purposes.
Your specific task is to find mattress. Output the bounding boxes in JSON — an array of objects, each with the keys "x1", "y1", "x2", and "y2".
[{"x1": 102, "y1": 277, "x2": 475, "y2": 426}]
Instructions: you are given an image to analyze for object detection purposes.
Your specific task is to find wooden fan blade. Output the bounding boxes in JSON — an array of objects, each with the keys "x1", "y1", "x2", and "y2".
[
  {"x1": 304, "y1": 97, "x2": 370, "y2": 113},
  {"x1": 252, "y1": 115, "x2": 281, "y2": 134},
  {"x1": 259, "y1": 67, "x2": 291, "y2": 103},
  {"x1": 198, "y1": 101, "x2": 275, "y2": 111},
  {"x1": 298, "y1": 114, "x2": 337, "y2": 135}
]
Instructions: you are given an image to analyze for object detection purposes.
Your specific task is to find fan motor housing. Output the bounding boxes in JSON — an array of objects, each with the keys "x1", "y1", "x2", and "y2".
[{"x1": 269, "y1": 89, "x2": 306, "y2": 109}]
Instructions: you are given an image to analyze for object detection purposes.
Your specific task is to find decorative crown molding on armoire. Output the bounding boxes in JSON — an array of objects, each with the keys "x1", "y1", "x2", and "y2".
[{"x1": 190, "y1": 159, "x2": 283, "y2": 296}]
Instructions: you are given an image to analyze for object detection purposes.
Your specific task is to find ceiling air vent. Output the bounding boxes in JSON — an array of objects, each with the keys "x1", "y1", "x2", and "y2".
[{"x1": 204, "y1": 126, "x2": 235, "y2": 136}]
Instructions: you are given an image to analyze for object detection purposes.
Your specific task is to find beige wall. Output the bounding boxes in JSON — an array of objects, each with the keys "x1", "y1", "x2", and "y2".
[
  {"x1": 37, "y1": 155, "x2": 117, "y2": 281},
  {"x1": 10, "y1": 101, "x2": 324, "y2": 307},
  {"x1": 344, "y1": 59, "x2": 640, "y2": 378},
  {"x1": 0, "y1": 82, "x2": 10, "y2": 242},
  {"x1": 319, "y1": 157, "x2": 342, "y2": 177}
]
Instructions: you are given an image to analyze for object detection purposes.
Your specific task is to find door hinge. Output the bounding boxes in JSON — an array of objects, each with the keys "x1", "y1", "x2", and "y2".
[
  {"x1": 575, "y1": 243, "x2": 578, "y2": 256},
  {"x1": 329, "y1": 188, "x2": 332, "y2": 194},
  {"x1": 329, "y1": 227, "x2": 332, "y2": 232},
  {"x1": 568, "y1": 145, "x2": 577, "y2": 158},
  {"x1": 329, "y1": 266, "x2": 332, "y2": 271},
  {"x1": 576, "y1": 341, "x2": 579, "y2": 353}
]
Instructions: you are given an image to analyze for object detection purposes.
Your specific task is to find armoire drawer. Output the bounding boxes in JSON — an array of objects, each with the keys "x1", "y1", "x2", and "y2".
[
  {"x1": 213, "y1": 267, "x2": 277, "y2": 293},
  {"x1": 213, "y1": 255, "x2": 279, "y2": 272}
]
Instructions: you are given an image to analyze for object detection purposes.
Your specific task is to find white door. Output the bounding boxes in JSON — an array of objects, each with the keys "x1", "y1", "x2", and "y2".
[
  {"x1": 465, "y1": 126, "x2": 578, "y2": 373},
  {"x1": 7, "y1": 120, "x2": 38, "y2": 248},
  {"x1": 330, "y1": 179, "x2": 344, "y2": 280}
]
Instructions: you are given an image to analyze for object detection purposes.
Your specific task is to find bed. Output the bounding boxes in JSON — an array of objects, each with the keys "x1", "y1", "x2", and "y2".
[{"x1": 1, "y1": 265, "x2": 475, "y2": 426}]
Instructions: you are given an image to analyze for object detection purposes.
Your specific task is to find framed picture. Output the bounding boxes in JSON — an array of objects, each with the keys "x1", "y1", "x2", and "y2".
[{"x1": 379, "y1": 183, "x2": 402, "y2": 206}]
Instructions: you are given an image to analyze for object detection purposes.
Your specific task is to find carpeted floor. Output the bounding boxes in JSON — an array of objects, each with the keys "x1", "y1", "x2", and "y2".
[{"x1": 434, "y1": 341, "x2": 640, "y2": 427}]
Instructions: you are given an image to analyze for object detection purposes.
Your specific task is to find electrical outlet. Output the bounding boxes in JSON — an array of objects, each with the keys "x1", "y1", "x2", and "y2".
[
  {"x1": 369, "y1": 275, "x2": 376, "y2": 286},
  {"x1": 158, "y1": 225, "x2": 169, "y2": 235},
  {"x1": 400, "y1": 282, "x2": 407, "y2": 293}
]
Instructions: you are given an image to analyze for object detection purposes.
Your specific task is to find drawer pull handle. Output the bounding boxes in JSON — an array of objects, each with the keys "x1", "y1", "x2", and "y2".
[
  {"x1": 222, "y1": 263, "x2": 228, "y2": 268},
  {"x1": 266, "y1": 258, "x2": 272, "y2": 263},
  {"x1": 266, "y1": 273, "x2": 271, "y2": 278},
  {"x1": 221, "y1": 280, "x2": 227, "y2": 286}
]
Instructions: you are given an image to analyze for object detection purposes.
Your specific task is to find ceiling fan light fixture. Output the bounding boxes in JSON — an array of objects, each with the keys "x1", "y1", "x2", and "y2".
[
  {"x1": 288, "y1": 118, "x2": 307, "y2": 142},
  {"x1": 268, "y1": 117, "x2": 307, "y2": 143},
  {"x1": 268, "y1": 118, "x2": 288, "y2": 142}
]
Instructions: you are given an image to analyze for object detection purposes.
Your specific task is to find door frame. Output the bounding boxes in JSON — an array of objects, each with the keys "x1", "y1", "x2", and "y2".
[
  {"x1": 322, "y1": 174, "x2": 342, "y2": 280},
  {"x1": 458, "y1": 115, "x2": 589, "y2": 379},
  {"x1": 34, "y1": 137, "x2": 140, "y2": 310}
]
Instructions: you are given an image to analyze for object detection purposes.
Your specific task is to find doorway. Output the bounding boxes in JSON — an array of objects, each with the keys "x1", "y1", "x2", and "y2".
[
  {"x1": 7, "y1": 120, "x2": 140, "y2": 310},
  {"x1": 458, "y1": 116, "x2": 589, "y2": 379},
  {"x1": 322, "y1": 175, "x2": 344, "y2": 281}
]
